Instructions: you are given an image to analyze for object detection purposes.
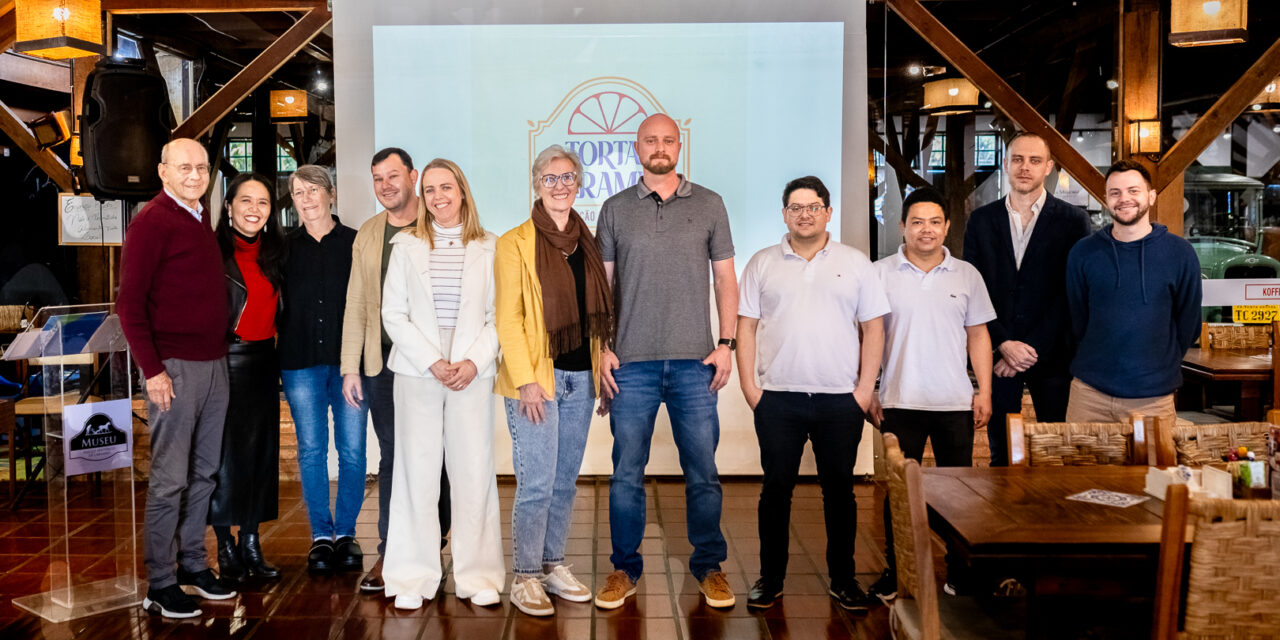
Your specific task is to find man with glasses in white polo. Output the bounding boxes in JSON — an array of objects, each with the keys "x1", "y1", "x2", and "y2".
[{"x1": 736, "y1": 176, "x2": 888, "y2": 612}]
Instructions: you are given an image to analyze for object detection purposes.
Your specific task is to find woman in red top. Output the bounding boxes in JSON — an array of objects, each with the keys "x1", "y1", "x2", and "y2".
[{"x1": 209, "y1": 172, "x2": 286, "y2": 583}]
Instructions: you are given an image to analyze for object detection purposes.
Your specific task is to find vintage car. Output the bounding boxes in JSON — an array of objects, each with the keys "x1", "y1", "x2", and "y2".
[
  {"x1": 1185, "y1": 172, "x2": 1279, "y2": 279},
  {"x1": 1190, "y1": 236, "x2": 1280, "y2": 280}
]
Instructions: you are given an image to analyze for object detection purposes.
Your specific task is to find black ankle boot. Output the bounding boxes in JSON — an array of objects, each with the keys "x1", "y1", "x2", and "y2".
[
  {"x1": 239, "y1": 533, "x2": 280, "y2": 579},
  {"x1": 217, "y1": 536, "x2": 248, "y2": 583}
]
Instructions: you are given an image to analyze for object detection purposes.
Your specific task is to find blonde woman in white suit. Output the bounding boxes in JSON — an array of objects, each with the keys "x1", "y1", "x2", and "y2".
[{"x1": 381, "y1": 157, "x2": 504, "y2": 609}]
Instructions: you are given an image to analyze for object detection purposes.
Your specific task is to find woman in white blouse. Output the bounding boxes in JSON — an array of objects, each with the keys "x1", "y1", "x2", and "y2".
[{"x1": 380, "y1": 158, "x2": 504, "y2": 609}]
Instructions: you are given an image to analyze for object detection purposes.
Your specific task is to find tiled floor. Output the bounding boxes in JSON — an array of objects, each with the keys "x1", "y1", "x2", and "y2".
[{"x1": 0, "y1": 477, "x2": 894, "y2": 639}]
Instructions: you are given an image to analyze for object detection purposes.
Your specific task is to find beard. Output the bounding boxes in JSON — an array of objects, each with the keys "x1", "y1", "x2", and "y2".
[
  {"x1": 641, "y1": 154, "x2": 675, "y2": 175},
  {"x1": 1111, "y1": 202, "x2": 1149, "y2": 226}
]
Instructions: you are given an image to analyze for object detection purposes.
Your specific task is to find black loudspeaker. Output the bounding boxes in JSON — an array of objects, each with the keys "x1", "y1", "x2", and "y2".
[{"x1": 81, "y1": 58, "x2": 176, "y2": 200}]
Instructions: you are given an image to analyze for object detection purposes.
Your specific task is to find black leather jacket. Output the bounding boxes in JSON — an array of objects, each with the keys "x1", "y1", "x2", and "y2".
[{"x1": 224, "y1": 254, "x2": 282, "y2": 342}]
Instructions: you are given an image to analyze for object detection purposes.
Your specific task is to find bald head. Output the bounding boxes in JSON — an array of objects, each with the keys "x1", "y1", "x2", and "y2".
[
  {"x1": 158, "y1": 138, "x2": 210, "y2": 210},
  {"x1": 636, "y1": 114, "x2": 680, "y2": 175}
]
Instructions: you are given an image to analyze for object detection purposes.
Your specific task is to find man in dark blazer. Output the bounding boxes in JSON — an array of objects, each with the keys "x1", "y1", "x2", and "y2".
[{"x1": 962, "y1": 132, "x2": 1091, "y2": 466}]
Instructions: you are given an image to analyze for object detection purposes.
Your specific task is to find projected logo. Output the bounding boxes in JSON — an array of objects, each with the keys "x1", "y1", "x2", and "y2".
[{"x1": 528, "y1": 77, "x2": 690, "y2": 228}]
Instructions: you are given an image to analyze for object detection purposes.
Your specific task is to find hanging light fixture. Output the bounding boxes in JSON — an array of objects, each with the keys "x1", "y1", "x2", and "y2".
[
  {"x1": 1170, "y1": 0, "x2": 1248, "y2": 47},
  {"x1": 922, "y1": 78, "x2": 980, "y2": 115},
  {"x1": 270, "y1": 90, "x2": 309, "y2": 122},
  {"x1": 13, "y1": 0, "x2": 105, "y2": 59}
]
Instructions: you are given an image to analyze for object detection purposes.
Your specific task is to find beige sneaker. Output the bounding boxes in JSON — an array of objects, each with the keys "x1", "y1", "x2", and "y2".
[
  {"x1": 593, "y1": 570, "x2": 636, "y2": 610},
  {"x1": 543, "y1": 564, "x2": 591, "y2": 602},
  {"x1": 699, "y1": 571, "x2": 736, "y2": 608},
  {"x1": 511, "y1": 576, "x2": 555, "y2": 617}
]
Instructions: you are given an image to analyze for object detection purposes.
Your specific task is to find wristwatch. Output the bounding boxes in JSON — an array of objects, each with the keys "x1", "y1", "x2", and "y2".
[{"x1": 717, "y1": 338, "x2": 737, "y2": 351}]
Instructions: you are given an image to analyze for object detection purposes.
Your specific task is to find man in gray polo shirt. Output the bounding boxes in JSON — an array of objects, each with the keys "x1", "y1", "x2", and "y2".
[{"x1": 594, "y1": 113, "x2": 739, "y2": 610}]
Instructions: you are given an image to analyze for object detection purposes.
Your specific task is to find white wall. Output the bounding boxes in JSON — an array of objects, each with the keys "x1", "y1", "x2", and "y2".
[{"x1": 331, "y1": 0, "x2": 870, "y2": 476}]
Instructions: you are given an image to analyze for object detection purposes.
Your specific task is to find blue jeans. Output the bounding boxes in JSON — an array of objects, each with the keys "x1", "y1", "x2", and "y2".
[
  {"x1": 608, "y1": 359, "x2": 725, "y2": 581},
  {"x1": 282, "y1": 365, "x2": 368, "y2": 540},
  {"x1": 504, "y1": 369, "x2": 595, "y2": 577}
]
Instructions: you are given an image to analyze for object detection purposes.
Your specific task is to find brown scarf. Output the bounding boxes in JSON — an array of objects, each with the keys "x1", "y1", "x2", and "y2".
[{"x1": 531, "y1": 199, "x2": 613, "y2": 357}]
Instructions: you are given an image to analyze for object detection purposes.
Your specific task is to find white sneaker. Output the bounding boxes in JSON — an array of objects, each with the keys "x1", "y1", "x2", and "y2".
[
  {"x1": 470, "y1": 588, "x2": 501, "y2": 607},
  {"x1": 393, "y1": 594, "x2": 422, "y2": 610},
  {"x1": 543, "y1": 564, "x2": 592, "y2": 602},
  {"x1": 511, "y1": 576, "x2": 555, "y2": 616}
]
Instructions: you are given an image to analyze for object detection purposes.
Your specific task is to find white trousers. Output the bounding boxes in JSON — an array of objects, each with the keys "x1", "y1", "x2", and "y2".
[{"x1": 383, "y1": 368, "x2": 505, "y2": 600}]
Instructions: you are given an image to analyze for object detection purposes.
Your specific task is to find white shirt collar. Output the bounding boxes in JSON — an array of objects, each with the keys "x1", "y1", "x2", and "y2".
[
  {"x1": 895, "y1": 244, "x2": 955, "y2": 273},
  {"x1": 164, "y1": 187, "x2": 204, "y2": 221},
  {"x1": 1005, "y1": 188, "x2": 1047, "y2": 218},
  {"x1": 780, "y1": 232, "x2": 833, "y2": 258}
]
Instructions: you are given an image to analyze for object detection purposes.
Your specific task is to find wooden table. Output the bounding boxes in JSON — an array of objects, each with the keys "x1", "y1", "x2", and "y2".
[
  {"x1": 1181, "y1": 347, "x2": 1272, "y2": 420},
  {"x1": 923, "y1": 465, "x2": 1186, "y2": 637}
]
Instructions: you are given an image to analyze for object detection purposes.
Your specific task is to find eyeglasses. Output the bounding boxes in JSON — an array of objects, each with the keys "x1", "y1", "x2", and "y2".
[
  {"x1": 540, "y1": 172, "x2": 578, "y2": 188},
  {"x1": 291, "y1": 184, "x2": 324, "y2": 198},
  {"x1": 164, "y1": 163, "x2": 211, "y2": 176},
  {"x1": 785, "y1": 203, "x2": 826, "y2": 215}
]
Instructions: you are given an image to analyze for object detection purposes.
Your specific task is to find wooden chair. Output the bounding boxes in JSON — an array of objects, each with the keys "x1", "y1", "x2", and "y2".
[
  {"x1": 1199, "y1": 322, "x2": 1273, "y2": 350},
  {"x1": 1199, "y1": 321, "x2": 1280, "y2": 420},
  {"x1": 0, "y1": 398, "x2": 15, "y2": 497},
  {"x1": 1152, "y1": 484, "x2": 1280, "y2": 639},
  {"x1": 1006, "y1": 413, "x2": 1149, "y2": 467},
  {"x1": 1156, "y1": 421, "x2": 1274, "y2": 467},
  {"x1": 883, "y1": 433, "x2": 1020, "y2": 640}
]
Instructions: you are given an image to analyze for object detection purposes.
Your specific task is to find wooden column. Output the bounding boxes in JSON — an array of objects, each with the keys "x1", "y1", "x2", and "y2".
[
  {"x1": 252, "y1": 87, "x2": 277, "y2": 188},
  {"x1": 1118, "y1": 0, "x2": 1182, "y2": 232},
  {"x1": 1118, "y1": 0, "x2": 1160, "y2": 159},
  {"x1": 943, "y1": 113, "x2": 974, "y2": 257}
]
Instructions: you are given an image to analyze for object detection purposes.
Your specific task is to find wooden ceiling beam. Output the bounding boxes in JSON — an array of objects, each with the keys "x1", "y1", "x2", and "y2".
[
  {"x1": 0, "y1": 8, "x2": 14, "y2": 54},
  {"x1": 103, "y1": 0, "x2": 324, "y2": 14},
  {"x1": 0, "y1": 98, "x2": 74, "y2": 191},
  {"x1": 1156, "y1": 36, "x2": 1280, "y2": 192},
  {"x1": 885, "y1": 0, "x2": 1107, "y2": 202},
  {"x1": 172, "y1": 6, "x2": 329, "y2": 140},
  {"x1": 0, "y1": 53, "x2": 71, "y2": 93}
]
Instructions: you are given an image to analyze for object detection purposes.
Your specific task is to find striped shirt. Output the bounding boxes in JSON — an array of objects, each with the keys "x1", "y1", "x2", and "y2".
[{"x1": 430, "y1": 222, "x2": 465, "y2": 329}]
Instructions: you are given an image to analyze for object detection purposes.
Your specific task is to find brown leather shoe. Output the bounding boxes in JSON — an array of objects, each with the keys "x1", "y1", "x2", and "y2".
[{"x1": 360, "y1": 556, "x2": 385, "y2": 592}]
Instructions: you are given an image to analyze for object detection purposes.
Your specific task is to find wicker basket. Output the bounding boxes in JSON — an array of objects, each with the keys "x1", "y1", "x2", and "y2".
[{"x1": 0, "y1": 305, "x2": 33, "y2": 332}]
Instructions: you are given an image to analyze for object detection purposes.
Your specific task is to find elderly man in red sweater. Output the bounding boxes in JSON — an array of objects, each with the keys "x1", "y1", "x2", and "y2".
[{"x1": 118, "y1": 138, "x2": 237, "y2": 618}]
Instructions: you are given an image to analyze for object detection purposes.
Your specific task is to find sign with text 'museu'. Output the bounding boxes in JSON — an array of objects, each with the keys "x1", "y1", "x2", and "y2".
[{"x1": 62, "y1": 398, "x2": 132, "y2": 476}]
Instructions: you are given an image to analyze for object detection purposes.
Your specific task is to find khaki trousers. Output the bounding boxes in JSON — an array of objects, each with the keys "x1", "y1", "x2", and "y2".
[{"x1": 1064, "y1": 378, "x2": 1176, "y2": 425}]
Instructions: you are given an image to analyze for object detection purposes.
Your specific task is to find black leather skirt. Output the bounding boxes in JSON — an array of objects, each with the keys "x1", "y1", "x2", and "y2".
[{"x1": 209, "y1": 338, "x2": 280, "y2": 527}]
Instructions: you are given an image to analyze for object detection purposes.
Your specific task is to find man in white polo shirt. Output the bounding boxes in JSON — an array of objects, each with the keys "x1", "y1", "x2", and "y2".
[
  {"x1": 737, "y1": 175, "x2": 888, "y2": 612},
  {"x1": 867, "y1": 186, "x2": 995, "y2": 601}
]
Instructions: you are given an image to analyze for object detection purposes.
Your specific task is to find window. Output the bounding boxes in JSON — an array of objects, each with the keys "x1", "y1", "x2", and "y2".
[
  {"x1": 975, "y1": 134, "x2": 999, "y2": 168},
  {"x1": 928, "y1": 134, "x2": 946, "y2": 170},
  {"x1": 114, "y1": 35, "x2": 142, "y2": 60},
  {"x1": 277, "y1": 145, "x2": 298, "y2": 173},
  {"x1": 225, "y1": 139, "x2": 298, "y2": 173},
  {"x1": 227, "y1": 139, "x2": 252, "y2": 172}
]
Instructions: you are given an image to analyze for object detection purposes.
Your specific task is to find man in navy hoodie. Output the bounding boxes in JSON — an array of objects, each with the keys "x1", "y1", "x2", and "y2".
[{"x1": 1064, "y1": 160, "x2": 1201, "y2": 424}]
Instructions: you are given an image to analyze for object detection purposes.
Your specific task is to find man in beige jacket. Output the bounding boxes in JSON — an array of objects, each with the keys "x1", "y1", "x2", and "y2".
[{"x1": 341, "y1": 147, "x2": 451, "y2": 592}]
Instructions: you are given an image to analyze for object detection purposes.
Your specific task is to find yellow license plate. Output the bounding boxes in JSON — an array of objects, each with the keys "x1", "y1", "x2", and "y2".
[{"x1": 1232, "y1": 305, "x2": 1280, "y2": 323}]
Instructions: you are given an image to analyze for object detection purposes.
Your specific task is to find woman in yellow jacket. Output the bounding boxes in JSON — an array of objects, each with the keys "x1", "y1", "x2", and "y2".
[{"x1": 495, "y1": 145, "x2": 612, "y2": 617}]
